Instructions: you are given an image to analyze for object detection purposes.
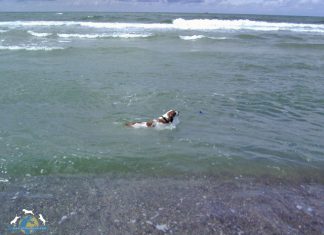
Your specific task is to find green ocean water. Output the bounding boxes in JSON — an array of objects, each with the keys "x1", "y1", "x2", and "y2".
[{"x1": 0, "y1": 12, "x2": 324, "y2": 181}]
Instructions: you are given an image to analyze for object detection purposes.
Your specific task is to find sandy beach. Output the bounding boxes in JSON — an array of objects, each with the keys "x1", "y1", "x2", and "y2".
[{"x1": 1, "y1": 174, "x2": 323, "y2": 234}]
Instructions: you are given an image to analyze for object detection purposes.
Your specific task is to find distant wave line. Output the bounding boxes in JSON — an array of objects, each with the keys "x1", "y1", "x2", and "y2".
[
  {"x1": 0, "y1": 18, "x2": 324, "y2": 33},
  {"x1": 57, "y1": 33, "x2": 152, "y2": 38},
  {"x1": 0, "y1": 45, "x2": 64, "y2": 51},
  {"x1": 172, "y1": 18, "x2": 324, "y2": 33},
  {"x1": 179, "y1": 35, "x2": 228, "y2": 40}
]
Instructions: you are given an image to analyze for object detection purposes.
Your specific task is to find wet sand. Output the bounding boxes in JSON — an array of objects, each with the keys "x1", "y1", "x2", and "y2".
[{"x1": 0, "y1": 175, "x2": 323, "y2": 235}]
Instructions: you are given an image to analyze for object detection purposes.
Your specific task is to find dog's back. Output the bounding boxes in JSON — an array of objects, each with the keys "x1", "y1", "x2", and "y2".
[{"x1": 126, "y1": 110, "x2": 179, "y2": 129}]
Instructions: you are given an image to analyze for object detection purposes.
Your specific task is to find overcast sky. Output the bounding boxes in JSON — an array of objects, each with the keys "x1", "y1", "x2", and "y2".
[{"x1": 0, "y1": 0, "x2": 323, "y2": 16}]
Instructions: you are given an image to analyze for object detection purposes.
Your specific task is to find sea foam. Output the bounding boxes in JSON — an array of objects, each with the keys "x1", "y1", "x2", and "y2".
[
  {"x1": 179, "y1": 35, "x2": 205, "y2": 40},
  {"x1": 172, "y1": 18, "x2": 324, "y2": 33},
  {"x1": 179, "y1": 35, "x2": 228, "y2": 40},
  {"x1": 57, "y1": 33, "x2": 107, "y2": 39},
  {"x1": 27, "y1": 30, "x2": 52, "y2": 37}
]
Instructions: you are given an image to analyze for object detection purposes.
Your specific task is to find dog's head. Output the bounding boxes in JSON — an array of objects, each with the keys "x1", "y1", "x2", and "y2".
[{"x1": 162, "y1": 109, "x2": 179, "y2": 123}]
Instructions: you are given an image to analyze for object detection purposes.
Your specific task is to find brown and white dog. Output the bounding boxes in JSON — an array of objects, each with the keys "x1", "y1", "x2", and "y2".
[{"x1": 126, "y1": 110, "x2": 179, "y2": 129}]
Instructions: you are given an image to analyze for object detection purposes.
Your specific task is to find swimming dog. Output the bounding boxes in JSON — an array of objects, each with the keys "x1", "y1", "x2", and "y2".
[{"x1": 126, "y1": 110, "x2": 179, "y2": 128}]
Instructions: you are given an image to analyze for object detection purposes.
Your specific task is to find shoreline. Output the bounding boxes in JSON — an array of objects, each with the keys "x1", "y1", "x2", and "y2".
[{"x1": 1, "y1": 174, "x2": 323, "y2": 234}]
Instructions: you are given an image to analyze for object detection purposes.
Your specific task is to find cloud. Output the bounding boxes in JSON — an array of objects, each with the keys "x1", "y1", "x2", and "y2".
[
  {"x1": 0, "y1": 0, "x2": 323, "y2": 15},
  {"x1": 1, "y1": 0, "x2": 322, "y2": 6},
  {"x1": 208, "y1": 0, "x2": 321, "y2": 7},
  {"x1": 298, "y1": 0, "x2": 320, "y2": 4},
  {"x1": 201, "y1": 0, "x2": 324, "y2": 14}
]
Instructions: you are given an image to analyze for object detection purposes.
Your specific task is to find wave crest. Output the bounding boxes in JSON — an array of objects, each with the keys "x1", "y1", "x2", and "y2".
[
  {"x1": 0, "y1": 19, "x2": 323, "y2": 33},
  {"x1": 172, "y1": 18, "x2": 324, "y2": 33},
  {"x1": 27, "y1": 30, "x2": 52, "y2": 37},
  {"x1": 179, "y1": 35, "x2": 228, "y2": 41},
  {"x1": 179, "y1": 35, "x2": 205, "y2": 40}
]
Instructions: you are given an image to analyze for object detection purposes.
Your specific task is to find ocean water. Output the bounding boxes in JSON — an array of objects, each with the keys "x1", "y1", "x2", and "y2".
[{"x1": 0, "y1": 12, "x2": 324, "y2": 182}]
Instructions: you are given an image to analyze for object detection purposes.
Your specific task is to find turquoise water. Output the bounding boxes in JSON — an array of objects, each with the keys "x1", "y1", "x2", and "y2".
[{"x1": 0, "y1": 13, "x2": 324, "y2": 181}]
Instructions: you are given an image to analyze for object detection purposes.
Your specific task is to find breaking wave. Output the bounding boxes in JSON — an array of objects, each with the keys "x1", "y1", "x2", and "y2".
[
  {"x1": 179, "y1": 35, "x2": 205, "y2": 40},
  {"x1": 27, "y1": 30, "x2": 52, "y2": 37},
  {"x1": 0, "y1": 18, "x2": 323, "y2": 33},
  {"x1": 179, "y1": 35, "x2": 228, "y2": 40},
  {"x1": 172, "y1": 18, "x2": 324, "y2": 33}
]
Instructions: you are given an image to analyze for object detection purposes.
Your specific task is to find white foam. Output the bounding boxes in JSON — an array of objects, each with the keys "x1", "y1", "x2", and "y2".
[
  {"x1": 179, "y1": 35, "x2": 205, "y2": 40},
  {"x1": 0, "y1": 19, "x2": 323, "y2": 33},
  {"x1": 58, "y1": 33, "x2": 106, "y2": 39},
  {"x1": 154, "y1": 123, "x2": 177, "y2": 130},
  {"x1": 78, "y1": 21, "x2": 168, "y2": 30},
  {"x1": 0, "y1": 29, "x2": 8, "y2": 33},
  {"x1": 0, "y1": 45, "x2": 64, "y2": 51},
  {"x1": 179, "y1": 35, "x2": 228, "y2": 41},
  {"x1": 57, "y1": 33, "x2": 152, "y2": 39},
  {"x1": 172, "y1": 18, "x2": 324, "y2": 33},
  {"x1": 112, "y1": 33, "x2": 152, "y2": 38},
  {"x1": 155, "y1": 224, "x2": 169, "y2": 232},
  {"x1": 210, "y1": 36, "x2": 228, "y2": 40},
  {"x1": 0, "y1": 178, "x2": 9, "y2": 183},
  {"x1": 58, "y1": 40, "x2": 71, "y2": 43},
  {"x1": 155, "y1": 116, "x2": 180, "y2": 130},
  {"x1": 27, "y1": 30, "x2": 52, "y2": 37}
]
